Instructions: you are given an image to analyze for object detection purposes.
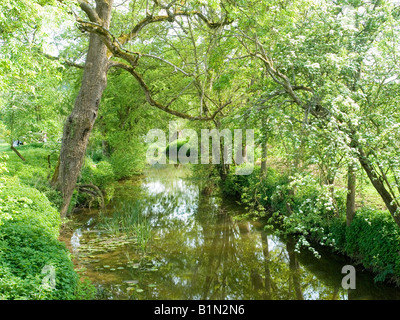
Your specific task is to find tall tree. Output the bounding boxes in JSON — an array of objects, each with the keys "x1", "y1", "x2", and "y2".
[
  {"x1": 52, "y1": 0, "x2": 234, "y2": 217},
  {"x1": 54, "y1": 0, "x2": 113, "y2": 217},
  {"x1": 234, "y1": 0, "x2": 400, "y2": 227}
]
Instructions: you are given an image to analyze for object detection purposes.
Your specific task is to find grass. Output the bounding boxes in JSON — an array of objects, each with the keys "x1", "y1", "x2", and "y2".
[
  {"x1": 357, "y1": 182, "x2": 387, "y2": 210},
  {"x1": 1, "y1": 142, "x2": 57, "y2": 177},
  {"x1": 0, "y1": 142, "x2": 9, "y2": 153},
  {"x1": 0, "y1": 142, "x2": 62, "y2": 209},
  {"x1": 98, "y1": 201, "x2": 152, "y2": 253}
]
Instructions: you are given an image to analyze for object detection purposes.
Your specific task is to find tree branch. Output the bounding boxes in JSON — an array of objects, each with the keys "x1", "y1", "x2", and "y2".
[
  {"x1": 77, "y1": 0, "x2": 100, "y2": 23},
  {"x1": 42, "y1": 52, "x2": 85, "y2": 69},
  {"x1": 110, "y1": 62, "x2": 231, "y2": 121},
  {"x1": 117, "y1": 8, "x2": 232, "y2": 45},
  {"x1": 236, "y1": 29, "x2": 330, "y2": 119}
]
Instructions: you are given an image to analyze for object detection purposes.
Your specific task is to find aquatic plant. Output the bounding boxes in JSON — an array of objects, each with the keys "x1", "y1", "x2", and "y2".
[{"x1": 98, "y1": 201, "x2": 151, "y2": 252}]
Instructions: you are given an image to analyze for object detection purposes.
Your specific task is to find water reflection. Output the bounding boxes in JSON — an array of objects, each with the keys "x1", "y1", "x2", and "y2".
[{"x1": 62, "y1": 167, "x2": 400, "y2": 300}]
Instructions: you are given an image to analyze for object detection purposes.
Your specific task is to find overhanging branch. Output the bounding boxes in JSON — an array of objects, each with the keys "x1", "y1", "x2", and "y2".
[
  {"x1": 117, "y1": 8, "x2": 232, "y2": 45},
  {"x1": 42, "y1": 52, "x2": 85, "y2": 69},
  {"x1": 110, "y1": 62, "x2": 231, "y2": 121}
]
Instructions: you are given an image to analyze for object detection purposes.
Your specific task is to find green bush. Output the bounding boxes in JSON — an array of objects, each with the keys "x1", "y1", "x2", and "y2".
[
  {"x1": 223, "y1": 166, "x2": 289, "y2": 217},
  {"x1": 78, "y1": 157, "x2": 116, "y2": 206},
  {"x1": 222, "y1": 166, "x2": 253, "y2": 199},
  {"x1": 327, "y1": 216, "x2": 347, "y2": 250},
  {"x1": 343, "y1": 207, "x2": 400, "y2": 283},
  {"x1": 0, "y1": 178, "x2": 95, "y2": 300},
  {"x1": 4, "y1": 145, "x2": 62, "y2": 209},
  {"x1": 88, "y1": 148, "x2": 106, "y2": 163},
  {"x1": 80, "y1": 158, "x2": 115, "y2": 189},
  {"x1": 93, "y1": 161, "x2": 115, "y2": 188},
  {"x1": 223, "y1": 164, "x2": 400, "y2": 284},
  {"x1": 0, "y1": 224, "x2": 80, "y2": 300},
  {"x1": 0, "y1": 177, "x2": 60, "y2": 237},
  {"x1": 110, "y1": 144, "x2": 145, "y2": 180}
]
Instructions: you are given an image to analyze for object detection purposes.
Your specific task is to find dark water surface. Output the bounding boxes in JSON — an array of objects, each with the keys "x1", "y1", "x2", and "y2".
[{"x1": 60, "y1": 167, "x2": 400, "y2": 300}]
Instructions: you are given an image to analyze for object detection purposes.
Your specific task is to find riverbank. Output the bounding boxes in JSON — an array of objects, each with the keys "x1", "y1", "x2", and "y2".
[
  {"x1": 221, "y1": 165, "x2": 400, "y2": 286},
  {"x1": 2, "y1": 141, "x2": 400, "y2": 299},
  {"x1": 0, "y1": 143, "x2": 95, "y2": 299}
]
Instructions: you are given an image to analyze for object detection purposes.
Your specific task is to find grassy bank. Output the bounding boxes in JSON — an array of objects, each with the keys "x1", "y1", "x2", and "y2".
[
  {"x1": 0, "y1": 143, "x2": 96, "y2": 299},
  {"x1": 222, "y1": 165, "x2": 400, "y2": 286}
]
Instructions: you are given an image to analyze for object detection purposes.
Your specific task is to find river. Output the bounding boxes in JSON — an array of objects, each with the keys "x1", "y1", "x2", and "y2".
[{"x1": 59, "y1": 167, "x2": 400, "y2": 300}]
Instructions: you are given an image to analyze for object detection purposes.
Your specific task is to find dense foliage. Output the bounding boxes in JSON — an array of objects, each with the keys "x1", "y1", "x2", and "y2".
[
  {"x1": 0, "y1": 154, "x2": 95, "y2": 299},
  {"x1": 223, "y1": 165, "x2": 400, "y2": 284},
  {"x1": 1, "y1": 0, "x2": 400, "y2": 298}
]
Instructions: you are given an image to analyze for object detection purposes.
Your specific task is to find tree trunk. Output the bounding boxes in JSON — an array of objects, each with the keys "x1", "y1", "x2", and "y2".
[
  {"x1": 50, "y1": 157, "x2": 60, "y2": 187},
  {"x1": 55, "y1": 0, "x2": 113, "y2": 217},
  {"x1": 261, "y1": 141, "x2": 267, "y2": 178},
  {"x1": 346, "y1": 164, "x2": 356, "y2": 227},
  {"x1": 10, "y1": 146, "x2": 25, "y2": 161},
  {"x1": 356, "y1": 142, "x2": 400, "y2": 227}
]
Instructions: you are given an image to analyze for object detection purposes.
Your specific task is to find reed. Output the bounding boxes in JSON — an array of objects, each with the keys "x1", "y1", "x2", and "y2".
[{"x1": 98, "y1": 201, "x2": 151, "y2": 252}]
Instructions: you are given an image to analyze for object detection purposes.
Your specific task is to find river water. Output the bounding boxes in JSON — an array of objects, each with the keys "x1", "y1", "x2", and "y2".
[{"x1": 60, "y1": 167, "x2": 400, "y2": 300}]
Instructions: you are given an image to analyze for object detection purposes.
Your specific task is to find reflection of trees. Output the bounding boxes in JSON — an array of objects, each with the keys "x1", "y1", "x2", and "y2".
[
  {"x1": 107, "y1": 169, "x2": 365, "y2": 300},
  {"x1": 192, "y1": 206, "x2": 274, "y2": 300},
  {"x1": 286, "y1": 238, "x2": 304, "y2": 300},
  {"x1": 178, "y1": 194, "x2": 271, "y2": 300},
  {"x1": 201, "y1": 211, "x2": 235, "y2": 299},
  {"x1": 261, "y1": 231, "x2": 272, "y2": 299}
]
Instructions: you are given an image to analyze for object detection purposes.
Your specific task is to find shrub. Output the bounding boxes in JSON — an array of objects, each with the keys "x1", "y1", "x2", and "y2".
[
  {"x1": 0, "y1": 177, "x2": 60, "y2": 237},
  {"x1": 80, "y1": 158, "x2": 115, "y2": 189},
  {"x1": 3, "y1": 145, "x2": 62, "y2": 209},
  {"x1": 0, "y1": 224, "x2": 80, "y2": 300},
  {"x1": 327, "y1": 216, "x2": 347, "y2": 250},
  {"x1": 110, "y1": 144, "x2": 145, "y2": 180},
  {"x1": 78, "y1": 157, "x2": 116, "y2": 206},
  {"x1": 222, "y1": 162, "x2": 400, "y2": 284},
  {"x1": 88, "y1": 148, "x2": 106, "y2": 162},
  {"x1": 223, "y1": 166, "x2": 289, "y2": 218},
  {"x1": 343, "y1": 207, "x2": 400, "y2": 283},
  {"x1": 0, "y1": 178, "x2": 95, "y2": 300}
]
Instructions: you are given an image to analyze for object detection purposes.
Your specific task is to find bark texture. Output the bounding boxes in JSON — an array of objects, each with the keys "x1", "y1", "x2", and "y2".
[{"x1": 56, "y1": 0, "x2": 113, "y2": 217}]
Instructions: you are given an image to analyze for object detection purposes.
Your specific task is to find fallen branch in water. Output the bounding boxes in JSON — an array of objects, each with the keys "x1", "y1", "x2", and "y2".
[{"x1": 77, "y1": 183, "x2": 105, "y2": 209}]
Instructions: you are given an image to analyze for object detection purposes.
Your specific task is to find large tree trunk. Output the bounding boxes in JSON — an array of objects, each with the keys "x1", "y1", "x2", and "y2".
[{"x1": 55, "y1": 1, "x2": 113, "y2": 217}]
